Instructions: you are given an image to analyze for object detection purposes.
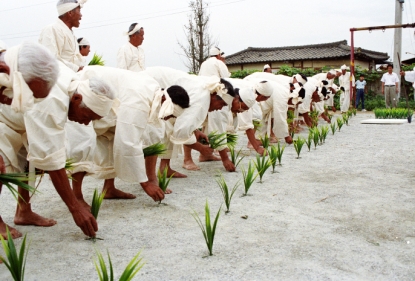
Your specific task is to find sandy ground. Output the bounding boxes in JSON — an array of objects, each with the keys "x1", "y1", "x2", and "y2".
[{"x1": 1, "y1": 111, "x2": 415, "y2": 281}]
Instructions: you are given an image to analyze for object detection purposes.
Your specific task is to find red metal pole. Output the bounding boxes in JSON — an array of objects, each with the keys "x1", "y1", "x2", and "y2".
[{"x1": 350, "y1": 29, "x2": 355, "y2": 108}]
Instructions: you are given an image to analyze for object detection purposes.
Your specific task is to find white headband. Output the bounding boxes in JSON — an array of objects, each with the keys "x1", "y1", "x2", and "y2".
[
  {"x1": 202, "y1": 76, "x2": 234, "y2": 105},
  {"x1": 328, "y1": 69, "x2": 336, "y2": 75},
  {"x1": 78, "y1": 38, "x2": 90, "y2": 46},
  {"x1": 263, "y1": 64, "x2": 270, "y2": 70},
  {"x1": 149, "y1": 89, "x2": 184, "y2": 125},
  {"x1": 289, "y1": 85, "x2": 303, "y2": 105},
  {"x1": 238, "y1": 87, "x2": 256, "y2": 108},
  {"x1": 255, "y1": 81, "x2": 273, "y2": 97},
  {"x1": 57, "y1": 0, "x2": 87, "y2": 16},
  {"x1": 293, "y1": 74, "x2": 307, "y2": 85},
  {"x1": 125, "y1": 24, "x2": 142, "y2": 36},
  {"x1": 69, "y1": 79, "x2": 114, "y2": 117},
  {"x1": 340, "y1": 64, "x2": 347, "y2": 70},
  {"x1": 0, "y1": 45, "x2": 36, "y2": 113}
]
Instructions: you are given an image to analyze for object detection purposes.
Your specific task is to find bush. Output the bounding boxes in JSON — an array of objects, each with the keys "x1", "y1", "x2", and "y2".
[{"x1": 230, "y1": 69, "x2": 260, "y2": 79}]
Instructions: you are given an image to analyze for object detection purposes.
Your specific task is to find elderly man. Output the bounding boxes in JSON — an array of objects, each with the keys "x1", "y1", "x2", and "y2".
[
  {"x1": 263, "y1": 64, "x2": 272, "y2": 73},
  {"x1": 117, "y1": 23, "x2": 145, "y2": 72},
  {"x1": 338, "y1": 64, "x2": 355, "y2": 113},
  {"x1": 68, "y1": 66, "x2": 191, "y2": 205},
  {"x1": 39, "y1": 0, "x2": 85, "y2": 72},
  {"x1": 0, "y1": 42, "x2": 115, "y2": 239},
  {"x1": 382, "y1": 64, "x2": 400, "y2": 108},
  {"x1": 199, "y1": 47, "x2": 230, "y2": 78}
]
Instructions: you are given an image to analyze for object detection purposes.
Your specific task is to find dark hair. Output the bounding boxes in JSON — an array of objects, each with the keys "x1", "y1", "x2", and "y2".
[
  {"x1": 128, "y1": 23, "x2": 143, "y2": 36},
  {"x1": 77, "y1": 37, "x2": 83, "y2": 44},
  {"x1": 299, "y1": 73, "x2": 307, "y2": 82},
  {"x1": 166, "y1": 85, "x2": 190, "y2": 109},
  {"x1": 298, "y1": 88, "x2": 306, "y2": 99},
  {"x1": 387, "y1": 64, "x2": 393, "y2": 69},
  {"x1": 298, "y1": 82, "x2": 303, "y2": 87},
  {"x1": 321, "y1": 87, "x2": 328, "y2": 97},
  {"x1": 322, "y1": 80, "x2": 329, "y2": 86},
  {"x1": 360, "y1": 74, "x2": 365, "y2": 77},
  {"x1": 234, "y1": 88, "x2": 243, "y2": 102},
  {"x1": 220, "y1": 78, "x2": 235, "y2": 97}
]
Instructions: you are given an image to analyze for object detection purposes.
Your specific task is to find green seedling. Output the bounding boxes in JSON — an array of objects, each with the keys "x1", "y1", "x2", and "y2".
[
  {"x1": 88, "y1": 53, "x2": 105, "y2": 66},
  {"x1": 202, "y1": 131, "x2": 228, "y2": 149},
  {"x1": 94, "y1": 249, "x2": 145, "y2": 281},
  {"x1": 330, "y1": 122, "x2": 337, "y2": 135},
  {"x1": 216, "y1": 175, "x2": 239, "y2": 213},
  {"x1": 229, "y1": 147, "x2": 244, "y2": 168},
  {"x1": 305, "y1": 130, "x2": 313, "y2": 152},
  {"x1": 241, "y1": 162, "x2": 258, "y2": 196},
  {"x1": 310, "y1": 109, "x2": 319, "y2": 127},
  {"x1": 0, "y1": 173, "x2": 37, "y2": 203},
  {"x1": 337, "y1": 118, "x2": 344, "y2": 131},
  {"x1": 253, "y1": 120, "x2": 262, "y2": 131},
  {"x1": 259, "y1": 134, "x2": 270, "y2": 149},
  {"x1": 312, "y1": 127, "x2": 320, "y2": 149},
  {"x1": 226, "y1": 133, "x2": 238, "y2": 149},
  {"x1": 157, "y1": 167, "x2": 174, "y2": 203},
  {"x1": 293, "y1": 137, "x2": 305, "y2": 159},
  {"x1": 0, "y1": 227, "x2": 29, "y2": 281},
  {"x1": 91, "y1": 189, "x2": 106, "y2": 220},
  {"x1": 320, "y1": 125, "x2": 329, "y2": 143},
  {"x1": 254, "y1": 153, "x2": 272, "y2": 183},
  {"x1": 342, "y1": 113, "x2": 349, "y2": 125},
  {"x1": 143, "y1": 143, "x2": 167, "y2": 157},
  {"x1": 275, "y1": 142, "x2": 285, "y2": 166},
  {"x1": 191, "y1": 200, "x2": 221, "y2": 256},
  {"x1": 268, "y1": 145, "x2": 278, "y2": 172}
]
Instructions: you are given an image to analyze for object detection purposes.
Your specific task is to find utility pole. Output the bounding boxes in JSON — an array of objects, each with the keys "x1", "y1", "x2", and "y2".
[{"x1": 394, "y1": 0, "x2": 404, "y2": 96}]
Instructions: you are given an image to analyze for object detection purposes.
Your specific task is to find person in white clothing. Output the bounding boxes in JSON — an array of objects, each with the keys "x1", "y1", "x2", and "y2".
[
  {"x1": 381, "y1": 64, "x2": 399, "y2": 108},
  {"x1": 263, "y1": 64, "x2": 272, "y2": 73},
  {"x1": 77, "y1": 37, "x2": 90, "y2": 66},
  {"x1": 0, "y1": 42, "x2": 116, "y2": 239},
  {"x1": 117, "y1": 23, "x2": 145, "y2": 72},
  {"x1": 0, "y1": 41, "x2": 7, "y2": 53},
  {"x1": 199, "y1": 47, "x2": 230, "y2": 78},
  {"x1": 338, "y1": 64, "x2": 355, "y2": 113},
  {"x1": 39, "y1": 0, "x2": 85, "y2": 72}
]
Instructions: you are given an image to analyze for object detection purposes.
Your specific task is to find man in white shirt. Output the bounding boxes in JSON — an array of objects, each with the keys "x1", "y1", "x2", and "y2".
[
  {"x1": 355, "y1": 74, "x2": 367, "y2": 111},
  {"x1": 263, "y1": 64, "x2": 272, "y2": 73},
  {"x1": 39, "y1": 0, "x2": 85, "y2": 72},
  {"x1": 117, "y1": 23, "x2": 145, "y2": 72},
  {"x1": 199, "y1": 47, "x2": 230, "y2": 78},
  {"x1": 381, "y1": 64, "x2": 399, "y2": 108},
  {"x1": 338, "y1": 64, "x2": 355, "y2": 113}
]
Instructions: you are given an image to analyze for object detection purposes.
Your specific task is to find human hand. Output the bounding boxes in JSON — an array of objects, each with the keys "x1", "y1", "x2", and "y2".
[
  {"x1": 70, "y1": 206, "x2": 98, "y2": 237},
  {"x1": 285, "y1": 136, "x2": 293, "y2": 144},
  {"x1": 141, "y1": 181, "x2": 165, "y2": 202},
  {"x1": 195, "y1": 130, "x2": 209, "y2": 143},
  {"x1": 256, "y1": 146, "x2": 267, "y2": 156},
  {"x1": 222, "y1": 159, "x2": 236, "y2": 172}
]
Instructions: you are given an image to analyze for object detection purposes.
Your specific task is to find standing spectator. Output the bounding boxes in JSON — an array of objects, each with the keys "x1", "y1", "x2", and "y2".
[
  {"x1": 338, "y1": 64, "x2": 355, "y2": 113},
  {"x1": 381, "y1": 64, "x2": 399, "y2": 108},
  {"x1": 117, "y1": 23, "x2": 145, "y2": 72},
  {"x1": 355, "y1": 74, "x2": 367, "y2": 111}
]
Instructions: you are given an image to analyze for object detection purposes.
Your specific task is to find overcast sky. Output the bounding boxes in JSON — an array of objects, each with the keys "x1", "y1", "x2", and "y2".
[{"x1": 1, "y1": 0, "x2": 415, "y2": 71}]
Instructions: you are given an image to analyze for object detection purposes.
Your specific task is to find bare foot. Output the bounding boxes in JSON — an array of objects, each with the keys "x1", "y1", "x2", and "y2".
[
  {"x1": 182, "y1": 159, "x2": 200, "y2": 170},
  {"x1": 104, "y1": 187, "x2": 136, "y2": 199},
  {"x1": 165, "y1": 188, "x2": 172, "y2": 194},
  {"x1": 0, "y1": 221, "x2": 22, "y2": 239},
  {"x1": 199, "y1": 154, "x2": 221, "y2": 162},
  {"x1": 14, "y1": 211, "x2": 57, "y2": 227}
]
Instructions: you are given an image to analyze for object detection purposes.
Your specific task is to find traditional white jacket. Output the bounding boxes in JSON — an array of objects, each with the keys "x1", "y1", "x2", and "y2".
[
  {"x1": 116, "y1": 42, "x2": 145, "y2": 72},
  {"x1": 198, "y1": 57, "x2": 230, "y2": 78}
]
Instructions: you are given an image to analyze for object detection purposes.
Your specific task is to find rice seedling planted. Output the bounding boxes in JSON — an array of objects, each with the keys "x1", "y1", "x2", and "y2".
[
  {"x1": 320, "y1": 125, "x2": 329, "y2": 143},
  {"x1": 216, "y1": 175, "x2": 239, "y2": 213},
  {"x1": 310, "y1": 109, "x2": 319, "y2": 127},
  {"x1": 91, "y1": 189, "x2": 106, "y2": 220},
  {"x1": 205, "y1": 131, "x2": 228, "y2": 149},
  {"x1": 0, "y1": 227, "x2": 29, "y2": 281},
  {"x1": 157, "y1": 167, "x2": 174, "y2": 203},
  {"x1": 312, "y1": 127, "x2": 320, "y2": 149},
  {"x1": 275, "y1": 142, "x2": 285, "y2": 166},
  {"x1": 374, "y1": 108, "x2": 414, "y2": 119},
  {"x1": 191, "y1": 200, "x2": 221, "y2": 256},
  {"x1": 330, "y1": 122, "x2": 337, "y2": 135},
  {"x1": 342, "y1": 113, "x2": 349, "y2": 125},
  {"x1": 229, "y1": 147, "x2": 244, "y2": 168},
  {"x1": 143, "y1": 143, "x2": 167, "y2": 157},
  {"x1": 305, "y1": 130, "x2": 313, "y2": 152},
  {"x1": 241, "y1": 162, "x2": 258, "y2": 195},
  {"x1": 337, "y1": 118, "x2": 344, "y2": 132},
  {"x1": 88, "y1": 53, "x2": 105, "y2": 66},
  {"x1": 94, "y1": 249, "x2": 145, "y2": 281},
  {"x1": 226, "y1": 133, "x2": 238, "y2": 148},
  {"x1": 293, "y1": 137, "x2": 305, "y2": 159},
  {"x1": 254, "y1": 153, "x2": 272, "y2": 183},
  {"x1": 0, "y1": 173, "x2": 37, "y2": 203},
  {"x1": 259, "y1": 134, "x2": 270, "y2": 149}
]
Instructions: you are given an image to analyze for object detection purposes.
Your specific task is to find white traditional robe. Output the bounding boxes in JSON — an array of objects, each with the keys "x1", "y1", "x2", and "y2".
[
  {"x1": 198, "y1": 57, "x2": 230, "y2": 78},
  {"x1": 39, "y1": 19, "x2": 84, "y2": 72},
  {"x1": 76, "y1": 66, "x2": 158, "y2": 183},
  {"x1": 312, "y1": 73, "x2": 335, "y2": 107},
  {"x1": 117, "y1": 42, "x2": 145, "y2": 72},
  {"x1": 0, "y1": 62, "x2": 73, "y2": 173},
  {"x1": 338, "y1": 72, "x2": 355, "y2": 112}
]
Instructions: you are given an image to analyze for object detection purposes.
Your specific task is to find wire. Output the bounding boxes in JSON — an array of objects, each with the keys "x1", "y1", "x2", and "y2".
[
  {"x1": 0, "y1": 1, "x2": 55, "y2": 13},
  {"x1": 1, "y1": 0, "x2": 245, "y2": 40}
]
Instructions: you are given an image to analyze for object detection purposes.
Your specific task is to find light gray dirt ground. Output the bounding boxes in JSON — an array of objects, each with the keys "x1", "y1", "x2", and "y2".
[{"x1": 1, "y1": 112, "x2": 415, "y2": 280}]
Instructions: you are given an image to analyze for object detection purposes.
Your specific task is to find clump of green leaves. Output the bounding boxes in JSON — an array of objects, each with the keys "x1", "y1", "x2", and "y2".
[
  {"x1": 89, "y1": 53, "x2": 105, "y2": 66},
  {"x1": 330, "y1": 123, "x2": 337, "y2": 135},
  {"x1": 293, "y1": 137, "x2": 305, "y2": 159},
  {"x1": 226, "y1": 133, "x2": 238, "y2": 149},
  {"x1": 94, "y1": 249, "x2": 145, "y2": 281},
  {"x1": 91, "y1": 189, "x2": 106, "y2": 220},
  {"x1": 216, "y1": 175, "x2": 239, "y2": 213},
  {"x1": 254, "y1": 153, "x2": 272, "y2": 183},
  {"x1": 252, "y1": 120, "x2": 262, "y2": 131},
  {"x1": 191, "y1": 200, "x2": 221, "y2": 256},
  {"x1": 337, "y1": 118, "x2": 344, "y2": 132},
  {"x1": 229, "y1": 147, "x2": 244, "y2": 168},
  {"x1": 0, "y1": 173, "x2": 37, "y2": 202},
  {"x1": 241, "y1": 162, "x2": 258, "y2": 196},
  {"x1": 268, "y1": 145, "x2": 278, "y2": 173},
  {"x1": 342, "y1": 113, "x2": 349, "y2": 125},
  {"x1": 310, "y1": 109, "x2": 319, "y2": 127},
  {"x1": 374, "y1": 108, "x2": 414, "y2": 119},
  {"x1": 305, "y1": 131, "x2": 313, "y2": 152},
  {"x1": 259, "y1": 134, "x2": 270, "y2": 149},
  {"x1": 143, "y1": 143, "x2": 167, "y2": 157},
  {"x1": 157, "y1": 167, "x2": 174, "y2": 203},
  {"x1": 320, "y1": 125, "x2": 329, "y2": 143},
  {"x1": 312, "y1": 127, "x2": 320, "y2": 149},
  {"x1": 0, "y1": 227, "x2": 29, "y2": 281},
  {"x1": 352, "y1": 108, "x2": 357, "y2": 116},
  {"x1": 287, "y1": 110, "x2": 295, "y2": 137},
  {"x1": 201, "y1": 131, "x2": 227, "y2": 149}
]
